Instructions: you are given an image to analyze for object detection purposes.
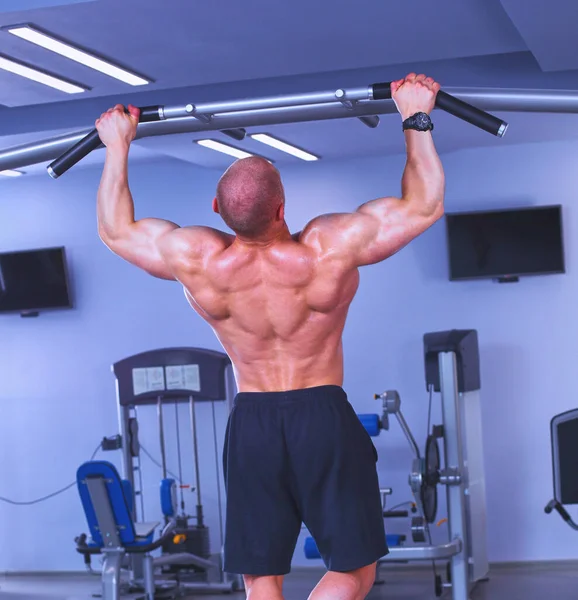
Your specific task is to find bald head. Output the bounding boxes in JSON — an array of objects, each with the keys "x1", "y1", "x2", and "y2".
[{"x1": 216, "y1": 157, "x2": 285, "y2": 238}]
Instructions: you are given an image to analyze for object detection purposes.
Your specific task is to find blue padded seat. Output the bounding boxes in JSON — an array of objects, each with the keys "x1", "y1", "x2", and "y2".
[{"x1": 77, "y1": 461, "x2": 155, "y2": 548}]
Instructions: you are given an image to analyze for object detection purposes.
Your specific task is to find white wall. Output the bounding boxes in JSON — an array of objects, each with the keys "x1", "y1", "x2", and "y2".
[{"x1": 0, "y1": 138, "x2": 576, "y2": 571}]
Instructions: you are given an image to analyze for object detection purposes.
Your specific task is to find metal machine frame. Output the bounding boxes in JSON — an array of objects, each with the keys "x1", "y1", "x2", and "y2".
[
  {"x1": 110, "y1": 347, "x2": 240, "y2": 595},
  {"x1": 376, "y1": 329, "x2": 489, "y2": 600}
]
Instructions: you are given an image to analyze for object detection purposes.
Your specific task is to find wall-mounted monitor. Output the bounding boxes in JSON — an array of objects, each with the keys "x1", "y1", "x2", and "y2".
[
  {"x1": 445, "y1": 205, "x2": 565, "y2": 282},
  {"x1": 0, "y1": 246, "x2": 72, "y2": 315}
]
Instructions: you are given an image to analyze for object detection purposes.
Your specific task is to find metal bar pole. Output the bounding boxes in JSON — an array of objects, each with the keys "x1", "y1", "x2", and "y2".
[
  {"x1": 116, "y1": 381, "x2": 132, "y2": 481},
  {"x1": 394, "y1": 411, "x2": 421, "y2": 460},
  {"x1": 439, "y1": 351, "x2": 469, "y2": 600},
  {"x1": 162, "y1": 86, "x2": 373, "y2": 119},
  {"x1": 211, "y1": 401, "x2": 225, "y2": 555},
  {"x1": 189, "y1": 395, "x2": 204, "y2": 527},
  {"x1": 0, "y1": 101, "x2": 393, "y2": 172},
  {"x1": 174, "y1": 400, "x2": 186, "y2": 513},
  {"x1": 157, "y1": 396, "x2": 167, "y2": 480},
  {"x1": 47, "y1": 78, "x2": 507, "y2": 177},
  {"x1": 4, "y1": 86, "x2": 578, "y2": 175}
]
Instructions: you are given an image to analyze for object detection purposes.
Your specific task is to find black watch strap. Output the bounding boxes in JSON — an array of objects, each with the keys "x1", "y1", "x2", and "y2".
[{"x1": 402, "y1": 112, "x2": 434, "y2": 132}]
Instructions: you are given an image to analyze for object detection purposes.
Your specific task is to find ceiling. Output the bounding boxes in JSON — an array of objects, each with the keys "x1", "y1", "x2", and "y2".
[{"x1": 1, "y1": 0, "x2": 578, "y2": 176}]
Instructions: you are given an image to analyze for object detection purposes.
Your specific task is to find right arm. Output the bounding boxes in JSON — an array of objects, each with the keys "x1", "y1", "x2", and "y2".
[
  {"x1": 301, "y1": 74, "x2": 445, "y2": 267},
  {"x1": 95, "y1": 104, "x2": 226, "y2": 280}
]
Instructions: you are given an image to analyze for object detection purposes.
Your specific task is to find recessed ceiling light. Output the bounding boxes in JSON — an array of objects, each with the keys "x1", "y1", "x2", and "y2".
[
  {"x1": 0, "y1": 55, "x2": 85, "y2": 93},
  {"x1": 196, "y1": 139, "x2": 254, "y2": 160},
  {"x1": 6, "y1": 25, "x2": 149, "y2": 86},
  {"x1": 250, "y1": 134, "x2": 319, "y2": 161},
  {"x1": 0, "y1": 169, "x2": 24, "y2": 177}
]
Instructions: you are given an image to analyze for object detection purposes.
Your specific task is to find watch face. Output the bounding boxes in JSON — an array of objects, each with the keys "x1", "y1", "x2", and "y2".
[{"x1": 416, "y1": 113, "x2": 430, "y2": 128}]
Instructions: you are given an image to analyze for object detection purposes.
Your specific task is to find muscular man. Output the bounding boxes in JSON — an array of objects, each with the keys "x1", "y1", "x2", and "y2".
[{"x1": 96, "y1": 72, "x2": 444, "y2": 600}]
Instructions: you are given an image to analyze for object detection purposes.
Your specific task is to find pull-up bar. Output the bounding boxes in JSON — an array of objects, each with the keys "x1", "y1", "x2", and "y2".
[{"x1": 44, "y1": 81, "x2": 507, "y2": 179}]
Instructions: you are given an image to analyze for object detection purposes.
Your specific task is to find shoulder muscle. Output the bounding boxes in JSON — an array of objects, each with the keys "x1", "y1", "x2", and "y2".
[{"x1": 159, "y1": 226, "x2": 232, "y2": 271}]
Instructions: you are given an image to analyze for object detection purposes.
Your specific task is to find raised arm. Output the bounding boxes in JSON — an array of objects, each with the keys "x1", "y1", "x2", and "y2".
[
  {"x1": 302, "y1": 74, "x2": 445, "y2": 267},
  {"x1": 96, "y1": 104, "x2": 183, "y2": 280}
]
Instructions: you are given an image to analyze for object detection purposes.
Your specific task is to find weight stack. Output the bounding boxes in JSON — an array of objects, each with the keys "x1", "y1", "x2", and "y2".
[{"x1": 162, "y1": 524, "x2": 211, "y2": 573}]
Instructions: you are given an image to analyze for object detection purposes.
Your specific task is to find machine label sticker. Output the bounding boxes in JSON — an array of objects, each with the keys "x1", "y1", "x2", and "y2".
[
  {"x1": 132, "y1": 366, "x2": 166, "y2": 395},
  {"x1": 166, "y1": 364, "x2": 201, "y2": 392}
]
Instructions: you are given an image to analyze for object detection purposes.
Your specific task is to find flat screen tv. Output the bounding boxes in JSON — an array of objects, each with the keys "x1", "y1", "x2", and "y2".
[
  {"x1": 0, "y1": 246, "x2": 72, "y2": 315},
  {"x1": 445, "y1": 205, "x2": 565, "y2": 282}
]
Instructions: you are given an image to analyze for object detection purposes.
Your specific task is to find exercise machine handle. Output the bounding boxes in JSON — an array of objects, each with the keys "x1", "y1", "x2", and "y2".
[
  {"x1": 383, "y1": 510, "x2": 409, "y2": 518},
  {"x1": 371, "y1": 82, "x2": 508, "y2": 138},
  {"x1": 47, "y1": 106, "x2": 163, "y2": 179}
]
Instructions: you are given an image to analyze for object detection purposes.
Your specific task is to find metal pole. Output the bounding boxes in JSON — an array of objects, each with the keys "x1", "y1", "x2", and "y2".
[
  {"x1": 115, "y1": 378, "x2": 138, "y2": 518},
  {"x1": 3, "y1": 86, "x2": 578, "y2": 173},
  {"x1": 189, "y1": 395, "x2": 204, "y2": 527},
  {"x1": 394, "y1": 411, "x2": 421, "y2": 460},
  {"x1": 439, "y1": 352, "x2": 469, "y2": 600},
  {"x1": 157, "y1": 396, "x2": 167, "y2": 480},
  {"x1": 166, "y1": 85, "x2": 373, "y2": 119},
  {"x1": 0, "y1": 100, "x2": 395, "y2": 172},
  {"x1": 174, "y1": 400, "x2": 186, "y2": 514},
  {"x1": 211, "y1": 401, "x2": 224, "y2": 553},
  {"x1": 116, "y1": 380, "x2": 132, "y2": 481}
]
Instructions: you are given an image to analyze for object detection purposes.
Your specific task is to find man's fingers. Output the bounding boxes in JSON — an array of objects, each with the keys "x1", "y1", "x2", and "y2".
[
  {"x1": 127, "y1": 104, "x2": 141, "y2": 120},
  {"x1": 390, "y1": 79, "x2": 403, "y2": 93}
]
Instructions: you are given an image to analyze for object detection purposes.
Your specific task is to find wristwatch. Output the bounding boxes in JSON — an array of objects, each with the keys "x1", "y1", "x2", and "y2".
[{"x1": 402, "y1": 112, "x2": 434, "y2": 132}]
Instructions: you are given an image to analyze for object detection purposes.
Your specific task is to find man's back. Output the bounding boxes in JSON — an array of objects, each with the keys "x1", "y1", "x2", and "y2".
[{"x1": 165, "y1": 227, "x2": 360, "y2": 392}]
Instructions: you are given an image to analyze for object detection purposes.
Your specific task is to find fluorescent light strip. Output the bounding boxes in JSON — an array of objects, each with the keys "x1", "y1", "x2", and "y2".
[
  {"x1": 0, "y1": 55, "x2": 85, "y2": 93},
  {"x1": 7, "y1": 26, "x2": 149, "y2": 86},
  {"x1": 0, "y1": 169, "x2": 24, "y2": 177},
  {"x1": 250, "y1": 133, "x2": 319, "y2": 161},
  {"x1": 196, "y1": 139, "x2": 254, "y2": 159}
]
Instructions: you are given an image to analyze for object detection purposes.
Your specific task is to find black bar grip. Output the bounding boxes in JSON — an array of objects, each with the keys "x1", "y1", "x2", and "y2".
[
  {"x1": 47, "y1": 105, "x2": 163, "y2": 179},
  {"x1": 371, "y1": 82, "x2": 508, "y2": 138}
]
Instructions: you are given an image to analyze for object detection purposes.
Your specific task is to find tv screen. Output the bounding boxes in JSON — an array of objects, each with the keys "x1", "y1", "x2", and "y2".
[
  {"x1": 0, "y1": 247, "x2": 72, "y2": 314},
  {"x1": 445, "y1": 205, "x2": 565, "y2": 281}
]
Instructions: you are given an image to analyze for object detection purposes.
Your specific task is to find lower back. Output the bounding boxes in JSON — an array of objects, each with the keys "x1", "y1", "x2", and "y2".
[{"x1": 214, "y1": 321, "x2": 346, "y2": 392}]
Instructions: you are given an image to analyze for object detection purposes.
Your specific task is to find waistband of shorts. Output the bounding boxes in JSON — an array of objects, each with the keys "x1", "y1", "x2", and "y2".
[{"x1": 234, "y1": 384, "x2": 347, "y2": 406}]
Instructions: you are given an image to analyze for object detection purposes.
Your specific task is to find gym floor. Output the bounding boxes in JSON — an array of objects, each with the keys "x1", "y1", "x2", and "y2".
[{"x1": 0, "y1": 564, "x2": 576, "y2": 599}]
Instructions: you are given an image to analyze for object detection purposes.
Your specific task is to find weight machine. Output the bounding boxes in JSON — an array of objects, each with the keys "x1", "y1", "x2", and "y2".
[
  {"x1": 305, "y1": 329, "x2": 489, "y2": 599},
  {"x1": 545, "y1": 409, "x2": 578, "y2": 530},
  {"x1": 76, "y1": 347, "x2": 242, "y2": 598}
]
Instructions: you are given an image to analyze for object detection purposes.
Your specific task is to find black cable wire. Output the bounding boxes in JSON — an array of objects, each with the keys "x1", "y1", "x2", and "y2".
[
  {"x1": 140, "y1": 444, "x2": 182, "y2": 484},
  {"x1": 427, "y1": 383, "x2": 434, "y2": 438},
  {"x1": 0, "y1": 444, "x2": 101, "y2": 506}
]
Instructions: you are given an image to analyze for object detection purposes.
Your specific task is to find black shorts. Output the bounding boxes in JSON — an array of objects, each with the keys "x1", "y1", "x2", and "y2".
[{"x1": 222, "y1": 385, "x2": 388, "y2": 576}]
